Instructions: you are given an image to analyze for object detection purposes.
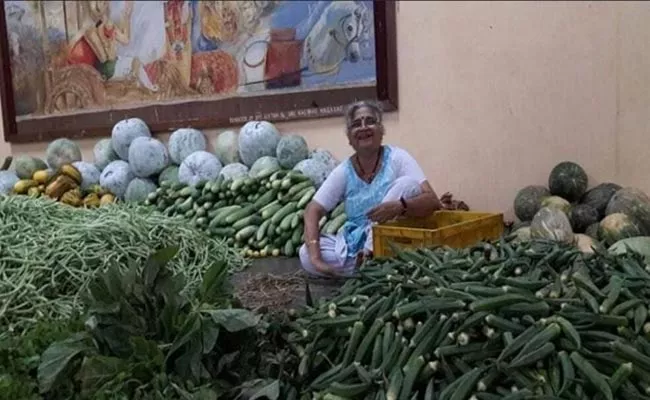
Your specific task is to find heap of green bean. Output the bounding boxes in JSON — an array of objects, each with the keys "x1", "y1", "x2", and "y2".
[
  {"x1": 279, "y1": 237, "x2": 650, "y2": 400},
  {"x1": 0, "y1": 195, "x2": 247, "y2": 334}
]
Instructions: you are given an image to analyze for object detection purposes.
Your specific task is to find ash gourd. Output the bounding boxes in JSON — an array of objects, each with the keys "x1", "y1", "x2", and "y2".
[
  {"x1": 168, "y1": 128, "x2": 207, "y2": 165},
  {"x1": 13, "y1": 117, "x2": 338, "y2": 213}
]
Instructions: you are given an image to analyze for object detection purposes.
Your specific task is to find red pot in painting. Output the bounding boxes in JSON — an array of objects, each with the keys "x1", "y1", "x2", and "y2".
[
  {"x1": 264, "y1": 28, "x2": 302, "y2": 90},
  {"x1": 67, "y1": 37, "x2": 99, "y2": 67}
]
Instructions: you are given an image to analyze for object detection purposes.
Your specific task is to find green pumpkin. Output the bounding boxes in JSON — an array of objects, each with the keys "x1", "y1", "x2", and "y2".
[{"x1": 548, "y1": 161, "x2": 588, "y2": 202}]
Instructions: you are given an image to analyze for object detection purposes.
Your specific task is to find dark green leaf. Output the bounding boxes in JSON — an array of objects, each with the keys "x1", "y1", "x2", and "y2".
[
  {"x1": 242, "y1": 379, "x2": 281, "y2": 400},
  {"x1": 122, "y1": 259, "x2": 139, "y2": 295},
  {"x1": 199, "y1": 261, "x2": 228, "y2": 304},
  {"x1": 165, "y1": 314, "x2": 201, "y2": 367},
  {"x1": 173, "y1": 338, "x2": 209, "y2": 381},
  {"x1": 193, "y1": 387, "x2": 219, "y2": 400},
  {"x1": 143, "y1": 246, "x2": 179, "y2": 289},
  {"x1": 155, "y1": 271, "x2": 186, "y2": 308},
  {"x1": 86, "y1": 276, "x2": 111, "y2": 304},
  {"x1": 92, "y1": 324, "x2": 133, "y2": 358},
  {"x1": 78, "y1": 356, "x2": 127, "y2": 397},
  {"x1": 199, "y1": 317, "x2": 220, "y2": 355},
  {"x1": 160, "y1": 303, "x2": 179, "y2": 341},
  {"x1": 216, "y1": 351, "x2": 240, "y2": 375},
  {"x1": 204, "y1": 309, "x2": 259, "y2": 332},
  {"x1": 37, "y1": 332, "x2": 91, "y2": 394},
  {"x1": 87, "y1": 301, "x2": 120, "y2": 316},
  {"x1": 102, "y1": 266, "x2": 124, "y2": 299},
  {"x1": 130, "y1": 336, "x2": 164, "y2": 365}
]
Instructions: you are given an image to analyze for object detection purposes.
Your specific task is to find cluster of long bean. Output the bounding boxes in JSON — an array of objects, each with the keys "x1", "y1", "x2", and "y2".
[
  {"x1": 0, "y1": 195, "x2": 247, "y2": 334},
  {"x1": 277, "y1": 237, "x2": 650, "y2": 400}
]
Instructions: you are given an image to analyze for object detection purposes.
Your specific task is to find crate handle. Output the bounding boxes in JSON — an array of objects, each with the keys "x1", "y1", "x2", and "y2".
[{"x1": 389, "y1": 237, "x2": 413, "y2": 245}]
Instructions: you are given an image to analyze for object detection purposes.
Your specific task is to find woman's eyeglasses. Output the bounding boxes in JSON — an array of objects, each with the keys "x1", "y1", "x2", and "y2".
[{"x1": 349, "y1": 116, "x2": 378, "y2": 129}]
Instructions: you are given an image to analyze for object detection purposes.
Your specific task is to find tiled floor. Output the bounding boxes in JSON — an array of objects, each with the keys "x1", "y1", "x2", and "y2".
[{"x1": 231, "y1": 257, "x2": 342, "y2": 309}]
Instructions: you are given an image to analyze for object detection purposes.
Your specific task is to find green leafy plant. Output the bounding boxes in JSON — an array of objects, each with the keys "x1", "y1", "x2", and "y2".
[
  {"x1": 37, "y1": 246, "x2": 260, "y2": 399},
  {"x1": 0, "y1": 317, "x2": 82, "y2": 399}
]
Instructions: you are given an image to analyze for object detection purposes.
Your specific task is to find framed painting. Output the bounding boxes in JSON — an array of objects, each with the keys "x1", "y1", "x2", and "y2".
[{"x1": 0, "y1": 0, "x2": 398, "y2": 143}]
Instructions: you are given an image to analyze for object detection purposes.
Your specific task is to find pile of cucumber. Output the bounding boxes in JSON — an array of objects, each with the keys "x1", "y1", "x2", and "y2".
[
  {"x1": 144, "y1": 168, "x2": 347, "y2": 257},
  {"x1": 275, "y1": 236, "x2": 650, "y2": 399}
]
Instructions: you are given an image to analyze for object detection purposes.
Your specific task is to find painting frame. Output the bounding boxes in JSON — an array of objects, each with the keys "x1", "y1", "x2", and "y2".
[{"x1": 0, "y1": 0, "x2": 398, "y2": 144}]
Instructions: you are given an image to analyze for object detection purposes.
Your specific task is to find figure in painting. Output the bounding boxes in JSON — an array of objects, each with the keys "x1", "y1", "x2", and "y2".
[{"x1": 67, "y1": 0, "x2": 158, "y2": 92}]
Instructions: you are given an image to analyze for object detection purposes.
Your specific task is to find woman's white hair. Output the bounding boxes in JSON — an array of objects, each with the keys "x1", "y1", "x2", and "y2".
[{"x1": 344, "y1": 100, "x2": 383, "y2": 132}]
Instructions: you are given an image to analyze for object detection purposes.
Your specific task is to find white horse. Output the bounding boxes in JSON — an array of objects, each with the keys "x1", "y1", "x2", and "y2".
[
  {"x1": 302, "y1": 0, "x2": 369, "y2": 76},
  {"x1": 238, "y1": 0, "x2": 371, "y2": 90}
]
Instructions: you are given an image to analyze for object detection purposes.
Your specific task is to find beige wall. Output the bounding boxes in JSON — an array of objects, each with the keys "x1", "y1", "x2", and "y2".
[{"x1": 1, "y1": 1, "x2": 648, "y2": 220}]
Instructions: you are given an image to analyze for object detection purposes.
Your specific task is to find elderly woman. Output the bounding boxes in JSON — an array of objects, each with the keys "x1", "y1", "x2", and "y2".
[{"x1": 299, "y1": 100, "x2": 443, "y2": 278}]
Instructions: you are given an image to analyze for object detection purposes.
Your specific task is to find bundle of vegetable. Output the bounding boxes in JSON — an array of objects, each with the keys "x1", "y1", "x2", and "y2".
[
  {"x1": 34, "y1": 246, "x2": 261, "y2": 399},
  {"x1": 0, "y1": 195, "x2": 246, "y2": 333},
  {"x1": 268, "y1": 236, "x2": 650, "y2": 399},
  {"x1": 145, "y1": 168, "x2": 347, "y2": 257},
  {"x1": 10, "y1": 162, "x2": 116, "y2": 207}
]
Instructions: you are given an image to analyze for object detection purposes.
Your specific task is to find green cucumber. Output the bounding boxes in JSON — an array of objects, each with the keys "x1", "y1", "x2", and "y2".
[
  {"x1": 291, "y1": 211, "x2": 304, "y2": 229},
  {"x1": 210, "y1": 227, "x2": 235, "y2": 237},
  {"x1": 230, "y1": 177, "x2": 247, "y2": 193},
  {"x1": 232, "y1": 214, "x2": 263, "y2": 231},
  {"x1": 235, "y1": 225, "x2": 259, "y2": 242},
  {"x1": 331, "y1": 202, "x2": 345, "y2": 218},
  {"x1": 271, "y1": 202, "x2": 298, "y2": 225},
  {"x1": 325, "y1": 213, "x2": 347, "y2": 235},
  {"x1": 269, "y1": 170, "x2": 287, "y2": 182},
  {"x1": 280, "y1": 211, "x2": 297, "y2": 231},
  {"x1": 266, "y1": 222, "x2": 276, "y2": 238},
  {"x1": 177, "y1": 197, "x2": 194, "y2": 213},
  {"x1": 211, "y1": 205, "x2": 242, "y2": 227},
  {"x1": 256, "y1": 219, "x2": 272, "y2": 242},
  {"x1": 288, "y1": 180, "x2": 314, "y2": 197},
  {"x1": 178, "y1": 186, "x2": 195, "y2": 198},
  {"x1": 261, "y1": 204, "x2": 283, "y2": 221},
  {"x1": 297, "y1": 187, "x2": 316, "y2": 208},
  {"x1": 283, "y1": 240, "x2": 296, "y2": 257},
  {"x1": 291, "y1": 227, "x2": 303, "y2": 246},
  {"x1": 253, "y1": 189, "x2": 278, "y2": 209},
  {"x1": 257, "y1": 166, "x2": 281, "y2": 180},
  {"x1": 224, "y1": 205, "x2": 255, "y2": 225},
  {"x1": 318, "y1": 216, "x2": 328, "y2": 229}
]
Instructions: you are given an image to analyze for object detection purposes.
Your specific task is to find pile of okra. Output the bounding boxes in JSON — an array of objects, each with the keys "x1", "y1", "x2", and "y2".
[{"x1": 282, "y1": 237, "x2": 650, "y2": 400}]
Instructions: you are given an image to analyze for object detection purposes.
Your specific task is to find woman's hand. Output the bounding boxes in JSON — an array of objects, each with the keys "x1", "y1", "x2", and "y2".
[
  {"x1": 312, "y1": 259, "x2": 340, "y2": 277},
  {"x1": 367, "y1": 201, "x2": 402, "y2": 223}
]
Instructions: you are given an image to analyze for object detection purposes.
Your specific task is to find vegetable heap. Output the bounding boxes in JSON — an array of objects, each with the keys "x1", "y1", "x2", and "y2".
[
  {"x1": 512, "y1": 161, "x2": 650, "y2": 249},
  {"x1": 145, "y1": 169, "x2": 346, "y2": 258},
  {"x1": 11, "y1": 163, "x2": 116, "y2": 207},
  {"x1": 0, "y1": 195, "x2": 246, "y2": 333},
  {"x1": 268, "y1": 236, "x2": 650, "y2": 399}
]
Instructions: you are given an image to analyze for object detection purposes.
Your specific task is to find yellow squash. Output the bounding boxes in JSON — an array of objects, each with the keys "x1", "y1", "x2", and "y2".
[
  {"x1": 60, "y1": 190, "x2": 82, "y2": 207},
  {"x1": 44, "y1": 175, "x2": 77, "y2": 200},
  {"x1": 32, "y1": 169, "x2": 52, "y2": 184},
  {"x1": 27, "y1": 186, "x2": 41, "y2": 198},
  {"x1": 100, "y1": 193, "x2": 116, "y2": 206},
  {"x1": 59, "y1": 164, "x2": 83, "y2": 185},
  {"x1": 13, "y1": 179, "x2": 38, "y2": 195},
  {"x1": 87, "y1": 184, "x2": 107, "y2": 196},
  {"x1": 83, "y1": 193, "x2": 101, "y2": 207}
]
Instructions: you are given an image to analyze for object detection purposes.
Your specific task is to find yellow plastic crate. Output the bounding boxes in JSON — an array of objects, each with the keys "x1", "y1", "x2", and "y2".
[{"x1": 372, "y1": 211, "x2": 505, "y2": 257}]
